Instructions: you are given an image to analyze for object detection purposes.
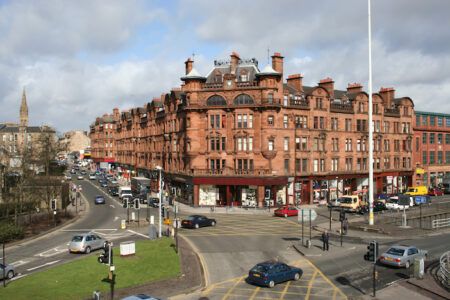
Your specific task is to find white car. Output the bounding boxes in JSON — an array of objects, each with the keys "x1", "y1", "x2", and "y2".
[
  {"x1": 77, "y1": 175, "x2": 84, "y2": 180},
  {"x1": 89, "y1": 174, "x2": 96, "y2": 180},
  {"x1": 385, "y1": 196, "x2": 410, "y2": 210}
]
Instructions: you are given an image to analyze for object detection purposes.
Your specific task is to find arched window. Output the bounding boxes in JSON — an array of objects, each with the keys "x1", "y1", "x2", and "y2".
[
  {"x1": 234, "y1": 94, "x2": 254, "y2": 105},
  {"x1": 206, "y1": 95, "x2": 227, "y2": 106}
]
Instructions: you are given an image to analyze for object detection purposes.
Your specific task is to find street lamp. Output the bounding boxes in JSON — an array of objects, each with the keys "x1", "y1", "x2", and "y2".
[
  {"x1": 156, "y1": 165, "x2": 163, "y2": 238},
  {"x1": 367, "y1": 0, "x2": 374, "y2": 225}
]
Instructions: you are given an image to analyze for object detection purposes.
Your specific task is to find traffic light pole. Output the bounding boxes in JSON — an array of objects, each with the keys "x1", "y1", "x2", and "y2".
[{"x1": 373, "y1": 262, "x2": 376, "y2": 297}]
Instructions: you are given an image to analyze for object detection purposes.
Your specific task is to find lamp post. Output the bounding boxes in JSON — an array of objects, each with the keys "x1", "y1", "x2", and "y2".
[
  {"x1": 156, "y1": 165, "x2": 162, "y2": 238},
  {"x1": 368, "y1": 0, "x2": 375, "y2": 225}
]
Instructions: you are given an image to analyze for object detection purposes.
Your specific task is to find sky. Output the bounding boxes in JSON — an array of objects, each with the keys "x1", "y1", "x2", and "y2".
[{"x1": 1, "y1": 0, "x2": 450, "y2": 132}]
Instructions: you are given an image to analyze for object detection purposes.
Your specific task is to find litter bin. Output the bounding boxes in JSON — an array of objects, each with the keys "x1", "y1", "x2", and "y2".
[
  {"x1": 306, "y1": 239, "x2": 311, "y2": 249},
  {"x1": 414, "y1": 257, "x2": 424, "y2": 279}
]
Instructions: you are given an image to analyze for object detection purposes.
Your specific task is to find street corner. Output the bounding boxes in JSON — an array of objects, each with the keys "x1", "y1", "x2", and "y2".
[{"x1": 198, "y1": 259, "x2": 347, "y2": 300}]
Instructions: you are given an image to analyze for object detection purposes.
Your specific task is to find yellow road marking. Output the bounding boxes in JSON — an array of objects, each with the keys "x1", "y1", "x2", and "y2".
[
  {"x1": 249, "y1": 287, "x2": 260, "y2": 300},
  {"x1": 305, "y1": 270, "x2": 318, "y2": 299},
  {"x1": 305, "y1": 259, "x2": 347, "y2": 299},
  {"x1": 333, "y1": 287, "x2": 338, "y2": 300},
  {"x1": 221, "y1": 276, "x2": 245, "y2": 300},
  {"x1": 279, "y1": 280, "x2": 291, "y2": 300}
]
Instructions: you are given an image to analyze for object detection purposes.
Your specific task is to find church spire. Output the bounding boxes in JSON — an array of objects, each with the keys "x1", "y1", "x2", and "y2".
[{"x1": 20, "y1": 87, "x2": 28, "y2": 128}]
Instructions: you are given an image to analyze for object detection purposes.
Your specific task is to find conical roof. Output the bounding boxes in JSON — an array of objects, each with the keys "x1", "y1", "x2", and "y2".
[
  {"x1": 256, "y1": 64, "x2": 281, "y2": 76},
  {"x1": 181, "y1": 67, "x2": 206, "y2": 81}
]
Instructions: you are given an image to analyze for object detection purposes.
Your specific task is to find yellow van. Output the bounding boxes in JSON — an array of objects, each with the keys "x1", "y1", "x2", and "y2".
[
  {"x1": 404, "y1": 186, "x2": 428, "y2": 196},
  {"x1": 339, "y1": 195, "x2": 363, "y2": 212}
]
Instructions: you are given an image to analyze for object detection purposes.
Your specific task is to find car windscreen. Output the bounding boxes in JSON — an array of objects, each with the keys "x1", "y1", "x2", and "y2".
[
  {"x1": 388, "y1": 198, "x2": 398, "y2": 204},
  {"x1": 386, "y1": 248, "x2": 405, "y2": 256},
  {"x1": 251, "y1": 265, "x2": 269, "y2": 273},
  {"x1": 187, "y1": 216, "x2": 197, "y2": 221},
  {"x1": 71, "y1": 235, "x2": 84, "y2": 242},
  {"x1": 406, "y1": 188, "x2": 415, "y2": 193},
  {"x1": 339, "y1": 197, "x2": 353, "y2": 204}
]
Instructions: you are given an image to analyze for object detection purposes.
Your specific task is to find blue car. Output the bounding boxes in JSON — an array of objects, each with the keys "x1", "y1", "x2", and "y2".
[
  {"x1": 247, "y1": 261, "x2": 303, "y2": 288},
  {"x1": 95, "y1": 195, "x2": 105, "y2": 205}
]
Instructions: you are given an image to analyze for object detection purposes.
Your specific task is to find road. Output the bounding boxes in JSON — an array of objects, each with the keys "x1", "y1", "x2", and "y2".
[{"x1": 4, "y1": 173, "x2": 151, "y2": 281}]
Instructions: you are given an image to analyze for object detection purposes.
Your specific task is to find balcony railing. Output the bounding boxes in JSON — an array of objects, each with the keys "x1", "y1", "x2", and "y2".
[
  {"x1": 289, "y1": 99, "x2": 309, "y2": 109},
  {"x1": 261, "y1": 98, "x2": 281, "y2": 106},
  {"x1": 203, "y1": 82, "x2": 223, "y2": 89},
  {"x1": 185, "y1": 168, "x2": 271, "y2": 176},
  {"x1": 236, "y1": 81, "x2": 259, "y2": 88},
  {"x1": 330, "y1": 103, "x2": 353, "y2": 113},
  {"x1": 384, "y1": 108, "x2": 400, "y2": 117}
]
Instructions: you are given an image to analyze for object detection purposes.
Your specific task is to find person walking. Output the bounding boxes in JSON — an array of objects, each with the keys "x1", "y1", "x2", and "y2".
[
  {"x1": 322, "y1": 230, "x2": 330, "y2": 251},
  {"x1": 343, "y1": 218, "x2": 349, "y2": 235}
]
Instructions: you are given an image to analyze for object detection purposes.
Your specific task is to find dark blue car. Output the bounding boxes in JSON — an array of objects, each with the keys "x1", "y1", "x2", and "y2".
[
  {"x1": 95, "y1": 195, "x2": 105, "y2": 205},
  {"x1": 247, "y1": 261, "x2": 303, "y2": 288}
]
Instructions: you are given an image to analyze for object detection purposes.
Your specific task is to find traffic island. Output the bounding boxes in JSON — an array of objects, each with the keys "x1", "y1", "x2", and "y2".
[{"x1": 0, "y1": 239, "x2": 180, "y2": 300}]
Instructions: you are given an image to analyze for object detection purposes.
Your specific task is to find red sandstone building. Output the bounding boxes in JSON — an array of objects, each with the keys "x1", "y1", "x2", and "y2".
[
  {"x1": 90, "y1": 52, "x2": 415, "y2": 206},
  {"x1": 413, "y1": 111, "x2": 450, "y2": 187}
]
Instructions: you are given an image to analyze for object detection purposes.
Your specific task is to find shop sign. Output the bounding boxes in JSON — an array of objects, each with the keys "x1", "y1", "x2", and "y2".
[{"x1": 416, "y1": 168, "x2": 425, "y2": 175}]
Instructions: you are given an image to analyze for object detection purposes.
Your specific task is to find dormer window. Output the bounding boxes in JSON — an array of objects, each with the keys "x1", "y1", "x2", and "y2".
[{"x1": 214, "y1": 71, "x2": 223, "y2": 83}]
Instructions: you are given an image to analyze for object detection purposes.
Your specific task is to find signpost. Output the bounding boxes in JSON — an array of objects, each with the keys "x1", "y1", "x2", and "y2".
[{"x1": 298, "y1": 209, "x2": 317, "y2": 248}]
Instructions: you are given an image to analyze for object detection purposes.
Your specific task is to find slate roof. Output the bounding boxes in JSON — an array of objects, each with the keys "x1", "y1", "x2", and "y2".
[
  {"x1": 0, "y1": 124, "x2": 54, "y2": 133},
  {"x1": 205, "y1": 60, "x2": 260, "y2": 84}
]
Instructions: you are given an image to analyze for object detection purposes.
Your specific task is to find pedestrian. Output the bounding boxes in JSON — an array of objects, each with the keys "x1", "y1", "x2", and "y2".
[
  {"x1": 343, "y1": 218, "x2": 349, "y2": 235},
  {"x1": 322, "y1": 230, "x2": 329, "y2": 251}
]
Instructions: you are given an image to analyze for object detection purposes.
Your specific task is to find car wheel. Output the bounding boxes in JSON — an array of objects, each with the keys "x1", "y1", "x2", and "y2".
[
  {"x1": 284, "y1": 213, "x2": 288, "y2": 218},
  {"x1": 405, "y1": 261, "x2": 410, "y2": 269},
  {"x1": 211, "y1": 221, "x2": 216, "y2": 226},
  {"x1": 268, "y1": 280, "x2": 275, "y2": 288},
  {"x1": 6, "y1": 270, "x2": 14, "y2": 279},
  {"x1": 194, "y1": 223, "x2": 199, "y2": 229},
  {"x1": 85, "y1": 246, "x2": 91, "y2": 254},
  {"x1": 294, "y1": 273, "x2": 301, "y2": 281}
]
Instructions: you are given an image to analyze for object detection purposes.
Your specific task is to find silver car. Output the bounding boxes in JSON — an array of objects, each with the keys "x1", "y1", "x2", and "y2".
[
  {"x1": 0, "y1": 263, "x2": 15, "y2": 280},
  {"x1": 68, "y1": 233, "x2": 106, "y2": 254},
  {"x1": 379, "y1": 245, "x2": 428, "y2": 268}
]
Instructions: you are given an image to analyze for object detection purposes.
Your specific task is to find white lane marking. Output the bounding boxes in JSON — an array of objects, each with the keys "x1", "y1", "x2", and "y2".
[
  {"x1": 110, "y1": 204, "x2": 115, "y2": 208},
  {"x1": 26, "y1": 260, "x2": 61, "y2": 271},
  {"x1": 10, "y1": 260, "x2": 30, "y2": 267},
  {"x1": 62, "y1": 229, "x2": 117, "y2": 232},
  {"x1": 10, "y1": 274, "x2": 27, "y2": 281},
  {"x1": 127, "y1": 229, "x2": 149, "y2": 239},
  {"x1": 36, "y1": 246, "x2": 68, "y2": 257},
  {"x1": 114, "y1": 216, "x2": 119, "y2": 221}
]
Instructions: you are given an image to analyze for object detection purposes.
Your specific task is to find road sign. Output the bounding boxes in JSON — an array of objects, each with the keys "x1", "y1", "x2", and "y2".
[{"x1": 298, "y1": 209, "x2": 317, "y2": 222}]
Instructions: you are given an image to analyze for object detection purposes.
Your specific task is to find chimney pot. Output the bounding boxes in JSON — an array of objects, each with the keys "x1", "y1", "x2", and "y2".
[{"x1": 185, "y1": 58, "x2": 194, "y2": 75}]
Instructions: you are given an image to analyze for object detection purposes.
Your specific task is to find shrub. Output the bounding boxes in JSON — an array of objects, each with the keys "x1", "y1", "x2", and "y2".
[{"x1": 0, "y1": 223, "x2": 24, "y2": 243}]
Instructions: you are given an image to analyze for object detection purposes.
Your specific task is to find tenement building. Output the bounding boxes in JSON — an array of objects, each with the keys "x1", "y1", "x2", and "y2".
[
  {"x1": 90, "y1": 52, "x2": 415, "y2": 206},
  {"x1": 413, "y1": 111, "x2": 450, "y2": 187}
]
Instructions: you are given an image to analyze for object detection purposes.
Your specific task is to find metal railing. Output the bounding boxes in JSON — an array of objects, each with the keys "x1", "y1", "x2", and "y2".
[
  {"x1": 432, "y1": 217, "x2": 450, "y2": 229},
  {"x1": 438, "y1": 251, "x2": 450, "y2": 289}
]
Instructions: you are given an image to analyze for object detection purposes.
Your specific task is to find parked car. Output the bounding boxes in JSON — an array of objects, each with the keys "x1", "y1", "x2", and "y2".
[
  {"x1": 77, "y1": 175, "x2": 84, "y2": 180},
  {"x1": 358, "y1": 201, "x2": 386, "y2": 214},
  {"x1": 339, "y1": 195, "x2": 365, "y2": 212},
  {"x1": 274, "y1": 206, "x2": 298, "y2": 217},
  {"x1": 95, "y1": 195, "x2": 105, "y2": 205},
  {"x1": 327, "y1": 198, "x2": 342, "y2": 208},
  {"x1": 247, "y1": 261, "x2": 303, "y2": 288},
  {"x1": 181, "y1": 215, "x2": 216, "y2": 229},
  {"x1": 148, "y1": 198, "x2": 160, "y2": 207},
  {"x1": 100, "y1": 181, "x2": 108, "y2": 188},
  {"x1": 385, "y1": 196, "x2": 411, "y2": 210},
  {"x1": 68, "y1": 233, "x2": 106, "y2": 254},
  {"x1": 80, "y1": 170, "x2": 87, "y2": 175},
  {"x1": 379, "y1": 245, "x2": 428, "y2": 268},
  {"x1": 428, "y1": 187, "x2": 444, "y2": 196},
  {"x1": 64, "y1": 174, "x2": 72, "y2": 180},
  {"x1": 0, "y1": 263, "x2": 15, "y2": 280},
  {"x1": 89, "y1": 173, "x2": 96, "y2": 180},
  {"x1": 108, "y1": 186, "x2": 119, "y2": 196},
  {"x1": 121, "y1": 294, "x2": 161, "y2": 300}
]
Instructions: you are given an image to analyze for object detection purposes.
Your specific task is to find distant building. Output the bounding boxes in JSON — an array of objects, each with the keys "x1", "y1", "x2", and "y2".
[
  {"x1": 59, "y1": 130, "x2": 91, "y2": 157},
  {"x1": 413, "y1": 111, "x2": 450, "y2": 187}
]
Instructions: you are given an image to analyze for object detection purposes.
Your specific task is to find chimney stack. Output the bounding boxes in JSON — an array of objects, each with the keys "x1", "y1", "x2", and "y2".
[
  {"x1": 271, "y1": 52, "x2": 284, "y2": 75},
  {"x1": 230, "y1": 52, "x2": 240, "y2": 74},
  {"x1": 287, "y1": 74, "x2": 303, "y2": 92},
  {"x1": 185, "y1": 58, "x2": 193, "y2": 75},
  {"x1": 379, "y1": 87, "x2": 395, "y2": 108},
  {"x1": 318, "y1": 77, "x2": 335, "y2": 98},
  {"x1": 347, "y1": 82, "x2": 363, "y2": 93}
]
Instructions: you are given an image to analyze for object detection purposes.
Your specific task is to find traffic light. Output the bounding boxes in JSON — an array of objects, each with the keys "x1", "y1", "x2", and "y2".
[
  {"x1": 123, "y1": 200, "x2": 128, "y2": 209},
  {"x1": 161, "y1": 206, "x2": 165, "y2": 218},
  {"x1": 51, "y1": 199, "x2": 57, "y2": 211},
  {"x1": 339, "y1": 209, "x2": 346, "y2": 222},
  {"x1": 364, "y1": 241, "x2": 378, "y2": 263},
  {"x1": 98, "y1": 242, "x2": 113, "y2": 265},
  {"x1": 134, "y1": 198, "x2": 140, "y2": 209}
]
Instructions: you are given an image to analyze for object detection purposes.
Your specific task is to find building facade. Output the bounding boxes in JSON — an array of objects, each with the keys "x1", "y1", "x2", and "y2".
[
  {"x1": 90, "y1": 52, "x2": 415, "y2": 206},
  {"x1": 59, "y1": 130, "x2": 91, "y2": 159},
  {"x1": 413, "y1": 111, "x2": 450, "y2": 187}
]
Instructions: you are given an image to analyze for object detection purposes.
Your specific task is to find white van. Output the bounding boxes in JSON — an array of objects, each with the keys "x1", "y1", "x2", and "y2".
[{"x1": 118, "y1": 186, "x2": 132, "y2": 200}]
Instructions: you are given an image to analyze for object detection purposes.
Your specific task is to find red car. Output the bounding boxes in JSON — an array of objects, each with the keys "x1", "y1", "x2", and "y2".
[
  {"x1": 274, "y1": 206, "x2": 298, "y2": 217},
  {"x1": 428, "y1": 188, "x2": 444, "y2": 196}
]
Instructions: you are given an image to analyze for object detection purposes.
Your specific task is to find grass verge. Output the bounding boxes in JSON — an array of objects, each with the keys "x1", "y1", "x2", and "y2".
[{"x1": 0, "y1": 238, "x2": 179, "y2": 300}]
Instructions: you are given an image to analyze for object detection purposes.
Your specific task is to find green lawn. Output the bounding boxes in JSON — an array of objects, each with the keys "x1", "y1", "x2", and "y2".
[{"x1": 0, "y1": 238, "x2": 180, "y2": 300}]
